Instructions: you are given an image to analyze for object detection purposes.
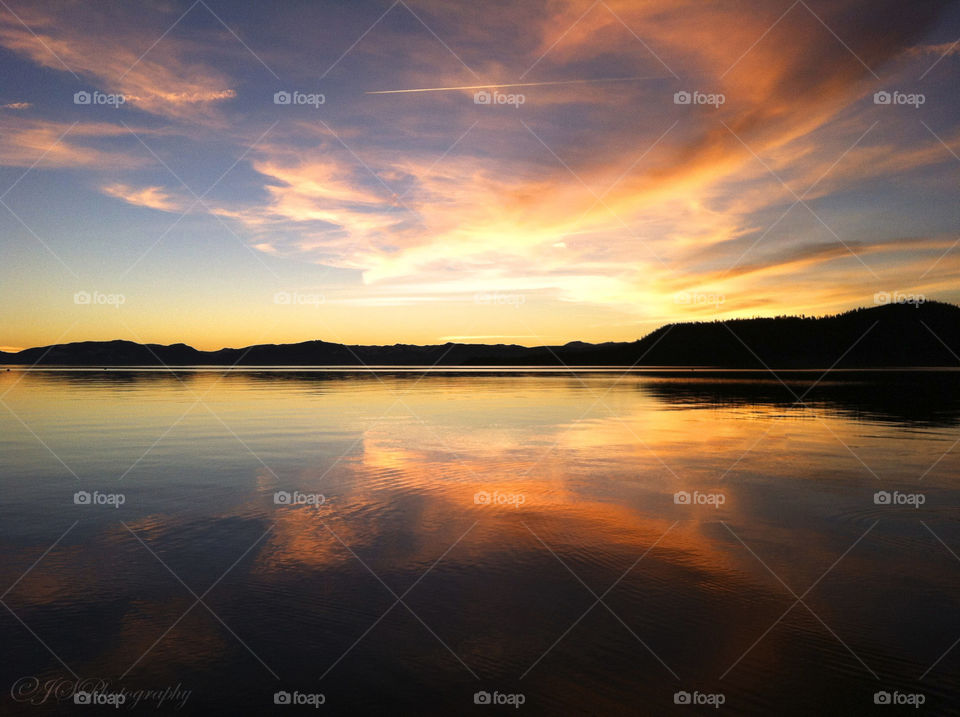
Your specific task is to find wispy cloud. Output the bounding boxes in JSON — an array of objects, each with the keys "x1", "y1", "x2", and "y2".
[
  {"x1": 0, "y1": 1, "x2": 238, "y2": 122},
  {"x1": 101, "y1": 183, "x2": 182, "y2": 212}
]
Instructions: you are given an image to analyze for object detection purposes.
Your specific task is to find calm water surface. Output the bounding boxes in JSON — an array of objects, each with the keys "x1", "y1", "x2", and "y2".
[{"x1": 1, "y1": 369, "x2": 959, "y2": 714}]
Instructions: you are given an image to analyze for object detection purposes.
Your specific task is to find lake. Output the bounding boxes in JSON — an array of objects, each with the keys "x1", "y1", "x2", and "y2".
[{"x1": 1, "y1": 368, "x2": 959, "y2": 714}]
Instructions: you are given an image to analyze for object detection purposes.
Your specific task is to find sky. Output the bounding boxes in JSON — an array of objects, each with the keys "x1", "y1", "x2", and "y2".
[{"x1": 0, "y1": 0, "x2": 958, "y2": 351}]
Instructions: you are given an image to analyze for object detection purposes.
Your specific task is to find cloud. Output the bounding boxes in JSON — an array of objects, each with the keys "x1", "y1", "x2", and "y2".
[
  {"x1": 1, "y1": 101, "x2": 30, "y2": 110},
  {"x1": 101, "y1": 183, "x2": 182, "y2": 212},
  {"x1": 907, "y1": 41, "x2": 960, "y2": 57},
  {"x1": 0, "y1": 2, "x2": 238, "y2": 122},
  {"x1": 323, "y1": 0, "x2": 957, "y2": 315},
  {"x1": 0, "y1": 116, "x2": 149, "y2": 168}
]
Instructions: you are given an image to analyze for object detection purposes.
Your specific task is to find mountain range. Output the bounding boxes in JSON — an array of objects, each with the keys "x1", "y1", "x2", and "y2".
[{"x1": 2, "y1": 301, "x2": 958, "y2": 368}]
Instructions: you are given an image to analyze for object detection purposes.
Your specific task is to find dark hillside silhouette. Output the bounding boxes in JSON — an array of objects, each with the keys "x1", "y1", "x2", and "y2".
[{"x1": 2, "y1": 301, "x2": 957, "y2": 368}]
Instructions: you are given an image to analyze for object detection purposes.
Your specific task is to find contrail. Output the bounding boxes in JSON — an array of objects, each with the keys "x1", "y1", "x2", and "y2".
[{"x1": 366, "y1": 75, "x2": 673, "y2": 94}]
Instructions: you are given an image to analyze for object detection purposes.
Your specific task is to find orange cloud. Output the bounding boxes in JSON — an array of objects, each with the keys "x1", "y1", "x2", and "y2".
[
  {"x1": 0, "y1": 2, "x2": 238, "y2": 123},
  {"x1": 0, "y1": 116, "x2": 148, "y2": 168},
  {"x1": 102, "y1": 183, "x2": 183, "y2": 212}
]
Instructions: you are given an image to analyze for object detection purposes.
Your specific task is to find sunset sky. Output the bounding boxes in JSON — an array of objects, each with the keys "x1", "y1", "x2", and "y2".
[{"x1": 0, "y1": 0, "x2": 958, "y2": 351}]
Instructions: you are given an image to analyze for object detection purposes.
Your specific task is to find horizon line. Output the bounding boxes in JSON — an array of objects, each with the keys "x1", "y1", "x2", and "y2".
[{"x1": 1, "y1": 300, "x2": 950, "y2": 355}]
